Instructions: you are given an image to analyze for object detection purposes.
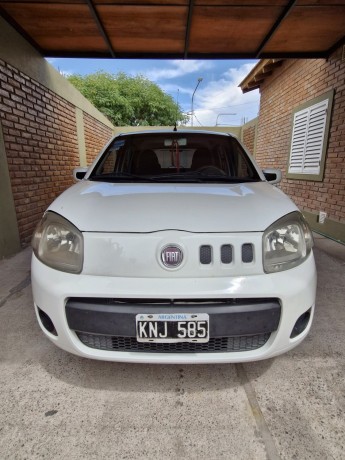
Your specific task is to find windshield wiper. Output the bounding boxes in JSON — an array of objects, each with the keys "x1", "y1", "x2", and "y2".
[
  {"x1": 150, "y1": 173, "x2": 260, "y2": 183},
  {"x1": 89, "y1": 172, "x2": 161, "y2": 182},
  {"x1": 194, "y1": 176, "x2": 260, "y2": 183},
  {"x1": 148, "y1": 173, "x2": 203, "y2": 182}
]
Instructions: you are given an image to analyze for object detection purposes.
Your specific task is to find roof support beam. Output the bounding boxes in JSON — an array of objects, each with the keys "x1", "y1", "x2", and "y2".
[
  {"x1": 85, "y1": 0, "x2": 115, "y2": 58},
  {"x1": 45, "y1": 50, "x2": 329, "y2": 60},
  {"x1": 184, "y1": 0, "x2": 195, "y2": 59},
  {"x1": 255, "y1": 0, "x2": 298, "y2": 59},
  {"x1": 327, "y1": 35, "x2": 345, "y2": 58},
  {"x1": 0, "y1": 5, "x2": 44, "y2": 56},
  {"x1": 242, "y1": 85, "x2": 260, "y2": 94}
]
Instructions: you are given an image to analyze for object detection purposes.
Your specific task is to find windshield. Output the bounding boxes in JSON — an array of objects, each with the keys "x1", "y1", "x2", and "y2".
[{"x1": 89, "y1": 132, "x2": 261, "y2": 183}]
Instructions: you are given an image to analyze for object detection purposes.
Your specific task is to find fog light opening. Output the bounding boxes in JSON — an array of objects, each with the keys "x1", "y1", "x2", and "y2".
[
  {"x1": 290, "y1": 308, "x2": 311, "y2": 339},
  {"x1": 38, "y1": 307, "x2": 58, "y2": 336}
]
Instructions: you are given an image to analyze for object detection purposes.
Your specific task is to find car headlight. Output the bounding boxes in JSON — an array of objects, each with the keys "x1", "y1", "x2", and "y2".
[
  {"x1": 32, "y1": 212, "x2": 83, "y2": 274},
  {"x1": 263, "y1": 211, "x2": 313, "y2": 273}
]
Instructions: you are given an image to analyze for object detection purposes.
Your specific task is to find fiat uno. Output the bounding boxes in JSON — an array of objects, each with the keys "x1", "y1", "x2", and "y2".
[{"x1": 31, "y1": 130, "x2": 316, "y2": 363}]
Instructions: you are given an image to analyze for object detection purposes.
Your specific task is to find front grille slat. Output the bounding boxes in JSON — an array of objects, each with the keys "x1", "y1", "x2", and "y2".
[
  {"x1": 200, "y1": 245, "x2": 212, "y2": 264},
  {"x1": 76, "y1": 332, "x2": 270, "y2": 353},
  {"x1": 221, "y1": 244, "x2": 233, "y2": 264},
  {"x1": 242, "y1": 243, "x2": 254, "y2": 263}
]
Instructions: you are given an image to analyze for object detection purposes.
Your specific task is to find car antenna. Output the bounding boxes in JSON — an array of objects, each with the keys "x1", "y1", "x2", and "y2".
[{"x1": 173, "y1": 89, "x2": 179, "y2": 131}]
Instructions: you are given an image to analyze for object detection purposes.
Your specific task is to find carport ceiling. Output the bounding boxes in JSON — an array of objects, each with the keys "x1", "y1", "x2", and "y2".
[{"x1": 0, "y1": 0, "x2": 344, "y2": 59}]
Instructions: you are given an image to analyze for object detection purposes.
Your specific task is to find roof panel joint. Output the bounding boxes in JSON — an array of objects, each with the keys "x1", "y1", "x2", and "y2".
[
  {"x1": 255, "y1": 0, "x2": 298, "y2": 59},
  {"x1": 85, "y1": 0, "x2": 115, "y2": 58}
]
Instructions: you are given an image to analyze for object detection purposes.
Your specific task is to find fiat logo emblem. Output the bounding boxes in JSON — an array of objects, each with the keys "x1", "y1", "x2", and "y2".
[{"x1": 161, "y1": 245, "x2": 183, "y2": 268}]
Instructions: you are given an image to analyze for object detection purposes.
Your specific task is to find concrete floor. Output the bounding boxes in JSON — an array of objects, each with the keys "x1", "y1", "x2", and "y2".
[{"x1": 0, "y1": 236, "x2": 344, "y2": 460}]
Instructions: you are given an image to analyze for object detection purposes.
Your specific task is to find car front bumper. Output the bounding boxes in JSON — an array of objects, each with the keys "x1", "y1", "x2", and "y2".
[{"x1": 31, "y1": 252, "x2": 317, "y2": 364}]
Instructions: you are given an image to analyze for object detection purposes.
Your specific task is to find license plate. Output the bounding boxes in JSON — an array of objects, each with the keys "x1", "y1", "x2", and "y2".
[{"x1": 136, "y1": 313, "x2": 209, "y2": 343}]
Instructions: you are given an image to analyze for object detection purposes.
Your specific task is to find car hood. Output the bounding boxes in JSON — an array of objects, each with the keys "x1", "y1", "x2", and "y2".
[{"x1": 49, "y1": 181, "x2": 298, "y2": 233}]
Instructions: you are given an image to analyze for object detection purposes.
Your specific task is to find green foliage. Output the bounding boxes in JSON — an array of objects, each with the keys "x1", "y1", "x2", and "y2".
[{"x1": 68, "y1": 71, "x2": 187, "y2": 127}]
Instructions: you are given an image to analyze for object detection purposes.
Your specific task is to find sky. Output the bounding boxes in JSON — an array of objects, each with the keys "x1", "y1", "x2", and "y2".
[{"x1": 47, "y1": 58, "x2": 260, "y2": 127}]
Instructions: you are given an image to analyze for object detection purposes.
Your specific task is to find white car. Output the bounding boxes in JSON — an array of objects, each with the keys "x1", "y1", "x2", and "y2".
[{"x1": 31, "y1": 130, "x2": 316, "y2": 363}]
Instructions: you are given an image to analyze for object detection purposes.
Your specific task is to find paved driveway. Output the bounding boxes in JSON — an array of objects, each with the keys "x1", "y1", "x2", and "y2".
[{"x1": 0, "y1": 237, "x2": 344, "y2": 459}]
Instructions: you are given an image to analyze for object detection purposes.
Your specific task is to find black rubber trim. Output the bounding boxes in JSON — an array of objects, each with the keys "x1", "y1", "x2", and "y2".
[{"x1": 65, "y1": 298, "x2": 281, "y2": 338}]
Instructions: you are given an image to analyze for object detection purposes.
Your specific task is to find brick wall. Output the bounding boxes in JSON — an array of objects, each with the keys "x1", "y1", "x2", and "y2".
[
  {"x1": 0, "y1": 59, "x2": 113, "y2": 246},
  {"x1": 255, "y1": 47, "x2": 345, "y2": 224},
  {"x1": 242, "y1": 122, "x2": 257, "y2": 155},
  {"x1": 84, "y1": 112, "x2": 113, "y2": 165}
]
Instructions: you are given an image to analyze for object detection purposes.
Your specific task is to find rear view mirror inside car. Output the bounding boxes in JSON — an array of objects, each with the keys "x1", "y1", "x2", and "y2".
[{"x1": 164, "y1": 138, "x2": 187, "y2": 147}]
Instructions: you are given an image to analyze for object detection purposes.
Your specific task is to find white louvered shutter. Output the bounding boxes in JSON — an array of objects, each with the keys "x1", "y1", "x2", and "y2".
[{"x1": 288, "y1": 99, "x2": 328, "y2": 175}]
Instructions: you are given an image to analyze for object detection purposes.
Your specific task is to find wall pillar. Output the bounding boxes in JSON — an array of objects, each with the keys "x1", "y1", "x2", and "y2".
[
  {"x1": 76, "y1": 107, "x2": 87, "y2": 167},
  {"x1": 0, "y1": 122, "x2": 21, "y2": 258}
]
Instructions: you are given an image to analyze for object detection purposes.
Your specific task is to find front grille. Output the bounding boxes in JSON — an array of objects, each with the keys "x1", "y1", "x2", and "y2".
[
  {"x1": 196, "y1": 242, "x2": 255, "y2": 266},
  {"x1": 76, "y1": 332, "x2": 270, "y2": 353},
  {"x1": 69, "y1": 297, "x2": 275, "y2": 306}
]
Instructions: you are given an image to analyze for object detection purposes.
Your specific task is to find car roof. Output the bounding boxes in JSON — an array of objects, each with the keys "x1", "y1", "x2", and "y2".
[{"x1": 115, "y1": 129, "x2": 236, "y2": 139}]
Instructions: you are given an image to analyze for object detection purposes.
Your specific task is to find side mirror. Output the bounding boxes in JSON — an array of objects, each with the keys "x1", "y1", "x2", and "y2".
[
  {"x1": 73, "y1": 167, "x2": 88, "y2": 181},
  {"x1": 263, "y1": 168, "x2": 282, "y2": 185}
]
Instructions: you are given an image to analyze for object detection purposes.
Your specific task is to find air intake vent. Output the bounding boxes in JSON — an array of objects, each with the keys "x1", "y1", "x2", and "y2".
[
  {"x1": 242, "y1": 244, "x2": 254, "y2": 263},
  {"x1": 200, "y1": 245, "x2": 212, "y2": 264},
  {"x1": 77, "y1": 333, "x2": 270, "y2": 353},
  {"x1": 221, "y1": 245, "x2": 233, "y2": 264}
]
